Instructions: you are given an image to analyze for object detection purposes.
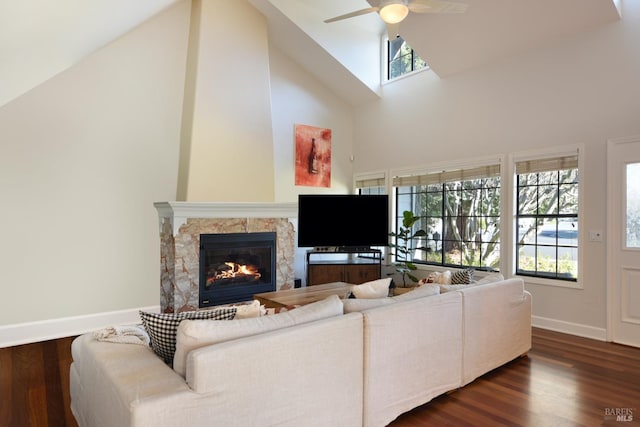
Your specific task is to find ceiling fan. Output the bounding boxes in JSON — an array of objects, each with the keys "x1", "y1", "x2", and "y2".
[{"x1": 324, "y1": 0, "x2": 468, "y2": 38}]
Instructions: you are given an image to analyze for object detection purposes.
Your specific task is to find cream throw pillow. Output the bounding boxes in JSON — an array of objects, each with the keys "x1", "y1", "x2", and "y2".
[
  {"x1": 173, "y1": 294, "x2": 344, "y2": 377},
  {"x1": 343, "y1": 282, "x2": 440, "y2": 312},
  {"x1": 351, "y1": 278, "x2": 392, "y2": 299},
  {"x1": 435, "y1": 270, "x2": 452, "y2": 284},
  {"x1": 233, "y1": 299, "x2": 263, "y2": 319}
]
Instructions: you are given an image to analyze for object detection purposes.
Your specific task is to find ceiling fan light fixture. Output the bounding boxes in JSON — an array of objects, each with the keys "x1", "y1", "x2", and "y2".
[{"x1": 379, "y1": 3, "x2": 409, "y2": 24}]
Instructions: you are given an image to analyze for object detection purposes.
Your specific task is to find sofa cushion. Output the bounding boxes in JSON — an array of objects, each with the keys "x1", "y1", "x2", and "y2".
[
  {"x1": 392, "y1": 283, "x2": 441, "y2": 301},
  {"x1": 351, "y1": 278, "x2": 392, "y2": 299},
  {"x1": 439, "y1": 283, "x2": 478, "y2": 292},
  {"x1": 343, "y1": 297, "x2": 396, "y2": 313},
  {"x1": 474, "y1": 272, "x2": 505, "y2": 285},
  {"x1": 139, "y1": 307, "x2": 237, "y2": 365},
  {"x1": 439, "y1": 272, "x2": 505, "y2": 292},
  {"x1": 173, "y1": 294, "x2": 344, "y2": 377}
]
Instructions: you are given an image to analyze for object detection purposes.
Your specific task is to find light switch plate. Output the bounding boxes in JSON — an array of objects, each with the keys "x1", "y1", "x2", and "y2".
[{"x1": 589, "y1": 230, "x2": 603, "y2": 241}]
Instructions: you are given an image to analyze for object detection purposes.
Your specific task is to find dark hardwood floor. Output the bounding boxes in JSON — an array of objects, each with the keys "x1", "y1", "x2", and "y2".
[
  {"x1": 1, "y1": 328, "x2": 638, "y2": 427},
  {"x1": 390, "y1": 328, "x2": 640, "y2": 427},
  {"x1": 1, "y1": 336, "x2": 77, "y2": 427}
]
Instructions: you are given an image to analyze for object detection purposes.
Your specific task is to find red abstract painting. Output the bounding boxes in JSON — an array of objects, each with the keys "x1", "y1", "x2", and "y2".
[{"x1": 295, "y1": 124, "x2": 331, "y2": 188}]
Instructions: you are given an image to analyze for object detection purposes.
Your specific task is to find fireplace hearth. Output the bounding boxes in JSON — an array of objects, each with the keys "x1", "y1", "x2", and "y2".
[{"x1": 199, "y1": 232, "x2": 276, "y2": 307}]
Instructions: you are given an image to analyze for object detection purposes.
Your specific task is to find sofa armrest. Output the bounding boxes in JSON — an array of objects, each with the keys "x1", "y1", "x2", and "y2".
[
  {"x1": 70, "y1": 334, "x2": 192, "y2": 427},
  {"x1": 460, "y1": 278, "x2": 532, "y2": 385}
]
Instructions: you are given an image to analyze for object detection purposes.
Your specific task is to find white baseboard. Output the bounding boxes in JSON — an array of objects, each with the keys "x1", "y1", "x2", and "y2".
[
  {"x1": 532, "y1": 315, "x2": 608, "y2": 341},
  {"x1": 0, "y1": 306, "x2": 160, "y2": 348}
]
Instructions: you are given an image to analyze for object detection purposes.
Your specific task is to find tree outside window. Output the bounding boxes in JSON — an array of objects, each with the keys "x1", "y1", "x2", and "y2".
[
  {"x1": 515, "y1": 155, "x2": 579, "y2": 281},
  {"x1": 626, "y1": 163, "x2": 640, "y2": 248},
  {"x1": 387, "y1": 36, "x2": 427, "y2": 80},
  {"x1": 393, "y1": 165, "x2": 501, "y2": 270}
]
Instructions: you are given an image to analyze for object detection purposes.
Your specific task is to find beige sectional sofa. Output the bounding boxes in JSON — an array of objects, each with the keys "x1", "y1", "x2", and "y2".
[{"x1": 70, "y1": 276, "x2": 531, "y2": 427}]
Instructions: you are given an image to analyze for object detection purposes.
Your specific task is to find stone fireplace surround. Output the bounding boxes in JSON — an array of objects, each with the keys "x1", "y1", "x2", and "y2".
[{"x1": 154, "y1": 202, "x2": 298, "y2": 313}]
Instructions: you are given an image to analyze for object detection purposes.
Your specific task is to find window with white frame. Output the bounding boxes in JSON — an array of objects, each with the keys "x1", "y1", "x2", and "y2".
[
  {"x1": 515, "y1": 153, "x2": 579, "y2": 281},
  {"x1": 387, "y1": 36, "x2": 427, "y2": 81},
  {"x1": 355, "y1": 173, "x2": 387, "y2": 195},
  {"x1": 392, "y1": 163, "x2": 501, "y2": 270}
]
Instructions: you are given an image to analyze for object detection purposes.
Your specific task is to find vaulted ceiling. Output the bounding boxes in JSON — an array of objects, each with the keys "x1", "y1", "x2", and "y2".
[
  {"x1": 382, "y1": 0, "x2": 621, "y2": 77},
  {"x1": 0, "y1": 0, "x2": 179, "y2": 107},
  {"x1": 0, "y1": 0, "x2": 621, "y2": 108}
]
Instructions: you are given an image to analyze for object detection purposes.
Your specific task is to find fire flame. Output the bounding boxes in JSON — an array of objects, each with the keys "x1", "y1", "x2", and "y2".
[
  {"x1": 207, "y1": 262, "x2": 261, "y2": 285},
  {"x1": 222, "y1": 262, "x2": 260, "y2": 278}
]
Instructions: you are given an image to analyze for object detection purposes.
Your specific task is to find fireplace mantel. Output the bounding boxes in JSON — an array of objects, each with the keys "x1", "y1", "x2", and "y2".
[{"x1": 154, "y1": 201, "x2": 298, "y2": 236}]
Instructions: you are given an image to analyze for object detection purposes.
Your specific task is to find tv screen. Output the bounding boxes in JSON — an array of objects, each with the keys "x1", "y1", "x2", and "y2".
[{"x1": 297, "y1": 194, "x2": 389, "y2": 250}]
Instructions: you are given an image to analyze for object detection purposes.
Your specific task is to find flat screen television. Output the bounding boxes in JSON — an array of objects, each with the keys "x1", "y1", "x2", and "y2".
[{"x1": 297, "y1": 194, "x2": 389, "y2": 250}]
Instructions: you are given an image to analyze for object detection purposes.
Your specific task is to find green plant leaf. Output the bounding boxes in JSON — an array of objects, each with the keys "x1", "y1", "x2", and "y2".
[
  {"x1": 401, "y1": 210, "x2": 421, "y2": 228},
  {"x1": 389, "y1": 210, "x2": 427, "y2": 284}
]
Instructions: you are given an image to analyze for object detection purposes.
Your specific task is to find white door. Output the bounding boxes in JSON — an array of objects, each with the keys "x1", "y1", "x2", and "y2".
[{"x1": 607, "y1": 135, "x2": 640, "y2": 347}]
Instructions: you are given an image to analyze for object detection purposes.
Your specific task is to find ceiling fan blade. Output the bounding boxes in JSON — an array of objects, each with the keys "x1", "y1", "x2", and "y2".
[
  {"x1": 386, "y1": 22, "x2": 401, "y2": 40},
  {"x1": 324, "y1": 7, "x2": 380, "y2": 23},
  {"x1": 408, "y1": 0, "x2": 468, "y2": 14}
]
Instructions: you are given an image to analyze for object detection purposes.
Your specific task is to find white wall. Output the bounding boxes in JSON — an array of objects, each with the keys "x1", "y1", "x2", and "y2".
[
  {"x1": 0, "y1": 0, "x2": 359, "y2": 343},
  {"x1": 268, "y1": 43, "x2": 357, "y2": 281},
  {"x1": 269, "y1": 45, "x2": 356, "y2": 201},
  {"x1": 0, "y1": 0, "x2": 181, "y2": 108},
  {"x1": 0, "y1": 2, "x2": 190, "y2": 329},
  {"x1": 352, "y1": 2, "x2": 640, "y2": 338},
  {"x1": 177, "y1": 0, "x2": 276, "y2": 202}
]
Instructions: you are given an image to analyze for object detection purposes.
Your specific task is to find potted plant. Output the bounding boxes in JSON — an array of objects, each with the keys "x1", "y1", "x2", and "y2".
[{"x1": 388, "y1": 210, "x2": 427, "y2": 287}]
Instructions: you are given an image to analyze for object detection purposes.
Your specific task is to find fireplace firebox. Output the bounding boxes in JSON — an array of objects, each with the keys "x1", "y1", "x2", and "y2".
[{"x1": 199, "y1": 232, "x2": 276, "y2": 307}]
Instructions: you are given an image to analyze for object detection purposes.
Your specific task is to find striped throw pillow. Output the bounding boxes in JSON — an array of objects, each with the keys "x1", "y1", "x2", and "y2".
[{"x1": 451, "y1": 268, "x2": 475, "y2": 285}]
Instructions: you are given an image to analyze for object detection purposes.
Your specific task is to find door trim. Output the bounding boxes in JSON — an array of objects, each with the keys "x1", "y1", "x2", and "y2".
[{"x1": 606, "y1": 134, "x2": 640, "y2": 342}]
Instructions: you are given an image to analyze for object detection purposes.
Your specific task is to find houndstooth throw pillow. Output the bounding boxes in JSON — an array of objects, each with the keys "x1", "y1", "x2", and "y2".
[
  {"x1": 451, "y1": 268, "x2": 475, "y2": 285},
  {"x1": 140, "y1": 308, "x2": 237, "y2": 365}
]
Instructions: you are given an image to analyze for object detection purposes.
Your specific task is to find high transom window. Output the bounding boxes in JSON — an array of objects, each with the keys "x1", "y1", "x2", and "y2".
[{"x1": 387, "y1": 36, "x2": 427, "y2": 81}]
